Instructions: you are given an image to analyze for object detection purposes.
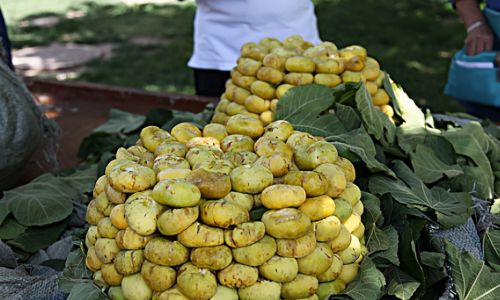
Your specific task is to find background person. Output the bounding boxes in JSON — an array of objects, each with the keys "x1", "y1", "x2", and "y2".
[
  {"x1": 187, "y1": 0, "x2": 321, "y2": 97},
  {"x1": 449, "y1": 0, "x2": 500, "y2": 119}
]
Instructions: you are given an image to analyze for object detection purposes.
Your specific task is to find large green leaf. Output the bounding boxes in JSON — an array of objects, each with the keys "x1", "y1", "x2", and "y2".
[
  {"x1": 78, "y1": 132, "x2": 125, "y2": 160},
  {"x1": 5, "y1": 173, "x2": 76, "y2": 226},
  {"x1": 60, "y1": 164, "x2": 98, "y2": 195},
  {"x1": 0, "y1": 216, "x2": 27, "y2": 240},
  {"x1": 334, "y1": 257, "x2": 386, "y2": 300},
  {"x1": 445, "y1": 241, "x2": 500, "y2": 300},
  {"x1": 443, "y1": 122, "x2": 494, "y2": 199},
  {"x1": 59, "y1": 248, "x2": 93, "y2": 293},
  {"x1": 393, "y1": 160, "x2": 434, "y2": 203},
  {"x1": 361, "y1": 193, "x2": 395, "y2": 262},
  {"x1": 293, "y1": 113, "x2": 345, "y2": 137},
  {"x1": 361, "y1": 192, "x2": 383, "y2": 227},
  {"x1": 462, "y1": 165, "x2": 495, "y2": 202},
  {"x1": 430, "y1": 187, "x2": 472, "y2": 228},
  {"x1": 354, "y1": 84, "x2": 396, "y2": 143},
  {"x1": 367, "y1": 226, "x2": 389, "y2": 255},
  {"x1": 482, "y1": 120, "x2": 500, "y2": 140},
  {"x1": 8, "y1": 219, "x2": 67, "y2": 253},
  {"x1": 399, "y1": 221, "x2": 426, "y2": 297},
  {"x1": 275, "y1": 84, "x2": 345, "y2": 137},
  {"x1": 0, "y1": 199, "x2": 11, "y2": 225},
  {"x1": 328, "y1": 128, "x2": 395, "y2": 177},
  {"x1": 276, "y1": 84, "x2": 332, "y2": 121},
  {"x1": 410, "y1": 144, "x2": 463, "y2": 184},
  {"x1": 332, "y1": 82, "x2": 359, "y2": 106},
  {"x1": 67, "y1": 283, "x2": 107, "y2": 300},
  {"x1": 385, "y1": 267, "x2": 420, "y2": 300},
  {"x1": 145, "y1": 108, "x2": 174, "y2": 127},
  {"x1": 423, "y1": 134, "x2": 457, "y2": 165},
  {"x1": 396, "y1": 126, "x2": 440, "y2": 155},
  {"x1": 369, "y1": 173, "x2": 427, "y2": 217},
  {"x1": 483, "y1": 228, "x2": 500, "y2": 267},
  {"x1": 370, "y1": 161, "x2": 472, "y2": 228},
  {"x1": 372, "y1": 226, "x2": 400, "y2": 267},
  {"x1": 162, "y1": 109, "x2": 212, "y2": 131},
  {"x1": 334, "y1": 102, "x2": 362, "y2": 131},
  {"x1": 93, "y1": 108, "x2": 146, "y2": 134},
  {"x1": 332, "y1": 141, "x2": 395, "y2": 176},
  {"x1": 420, "y1": 251, "x2": 446, "y2": 269}
]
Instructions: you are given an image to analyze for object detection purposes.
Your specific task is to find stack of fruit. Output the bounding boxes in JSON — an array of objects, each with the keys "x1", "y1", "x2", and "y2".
[
  {"x1": 85, "y1": 114, "x2": 366, "y2": 300},
  {"x1": 212, "y1": 35, "x2": 394, "y2": 126}
]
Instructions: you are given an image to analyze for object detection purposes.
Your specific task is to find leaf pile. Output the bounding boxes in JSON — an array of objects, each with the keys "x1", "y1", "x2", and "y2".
[
  {"x1": 275, "y1": 79, "x2": 500, "y2": 299},
  {"x1": 1, "y1": 80, "x2": 499, "y2": 299},
  {"x1": 0, "y1": 107, "x2": 213, "y2": 298},
  {"x1": 0, "y1": 166, "x2": 97, "y2": 256}
]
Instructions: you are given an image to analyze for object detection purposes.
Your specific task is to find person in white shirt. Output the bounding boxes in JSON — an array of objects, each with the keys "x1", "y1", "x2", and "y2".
[{"x1": 188, "y1": 0, "x2": 321, "y2": 96}]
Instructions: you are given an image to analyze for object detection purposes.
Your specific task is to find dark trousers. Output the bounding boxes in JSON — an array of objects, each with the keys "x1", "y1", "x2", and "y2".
[
  {"x1": 460, "y1": 101, "x2": 500, "y2": 122},
  {"x1": 193, "y1": 68, "x2": 230, "y2": 97}
]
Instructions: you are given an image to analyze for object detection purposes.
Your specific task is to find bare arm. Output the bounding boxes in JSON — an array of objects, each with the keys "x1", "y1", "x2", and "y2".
[{"x1": 455, "y1": 0, "x2": 494, "y2": 55}]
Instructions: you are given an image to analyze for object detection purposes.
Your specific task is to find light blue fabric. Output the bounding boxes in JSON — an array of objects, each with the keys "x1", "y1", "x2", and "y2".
[
  {"x1": 444, "y1": 49, "x2": 500, "y2": 107},
  {"x1": 485, "y1": 7, "x2": 500, "y2": 38},
  {"x1": 445, "y1": 7, "x2": 500, "y2": 108}
]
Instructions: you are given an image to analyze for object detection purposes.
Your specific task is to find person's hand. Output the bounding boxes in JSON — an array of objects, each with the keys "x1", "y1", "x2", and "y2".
[{"x1": 464, "y1": 23, "x2": 494, "y2": 55}]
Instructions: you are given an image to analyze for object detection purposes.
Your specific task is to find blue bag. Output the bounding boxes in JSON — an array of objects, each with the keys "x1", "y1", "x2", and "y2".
[
  {"x1": 485, "y1": 7, "x2": 500, "y2": 39},
  {"x1": 444, "y1": 8, "x2": 500, "y2": 108}
]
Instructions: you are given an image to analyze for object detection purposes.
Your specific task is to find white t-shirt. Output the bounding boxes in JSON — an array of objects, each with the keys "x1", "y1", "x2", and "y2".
[{"x1": 188, "y1": 0, "x2": 321, "y2": 71}]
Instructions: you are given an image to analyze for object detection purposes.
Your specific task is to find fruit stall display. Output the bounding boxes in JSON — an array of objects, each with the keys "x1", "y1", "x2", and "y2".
[
  {"x1": 86, "y1": 120, "x2": 364, "y2": 300},
  {"x1": 213, "y1": 35, "x2": 393, "y2": 126},
  {"x1": 0, "y1": 35, "x2": 498, "y2": 300}
]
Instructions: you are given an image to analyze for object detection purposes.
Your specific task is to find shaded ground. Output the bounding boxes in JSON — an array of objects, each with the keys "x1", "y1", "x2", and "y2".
[
  {"x1": 13, "y1": 43, "x2": 114, "y2": 79},
  {"x1": 5, "y1": 0, "x2": 465, "y2": 112}
]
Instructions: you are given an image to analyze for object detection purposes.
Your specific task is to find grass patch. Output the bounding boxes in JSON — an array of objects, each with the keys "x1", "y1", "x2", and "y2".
[
  {"x1": 6, "y1": 0, "x2": 466, "y2": 112},
  {"x1": 1, "y1": 0, "x2": 122, "y2": 24}
]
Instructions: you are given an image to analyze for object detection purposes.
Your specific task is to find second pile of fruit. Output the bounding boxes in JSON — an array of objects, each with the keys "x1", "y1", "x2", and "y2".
[
  {"x1": 85, "y1": 114, "x2": 366, "y2": 300},
  {"x1": 213, "y1": 35, "x2": 393, "y2": 125}
]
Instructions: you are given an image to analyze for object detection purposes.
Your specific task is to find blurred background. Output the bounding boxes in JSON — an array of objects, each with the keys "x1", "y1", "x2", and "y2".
[{"x1": 3, "y1": 0, "x2": 464, "y2": 112}]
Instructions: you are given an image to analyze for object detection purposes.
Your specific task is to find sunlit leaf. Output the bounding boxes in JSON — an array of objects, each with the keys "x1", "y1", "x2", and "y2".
[{"x1": 383, "y1": 74, "x2": 425, "y2": 129}]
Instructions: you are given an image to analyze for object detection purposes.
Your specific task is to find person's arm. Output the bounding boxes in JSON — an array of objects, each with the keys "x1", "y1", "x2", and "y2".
[{"x1": 455, "y1": 0, "x2": 494, "y2": 55}]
